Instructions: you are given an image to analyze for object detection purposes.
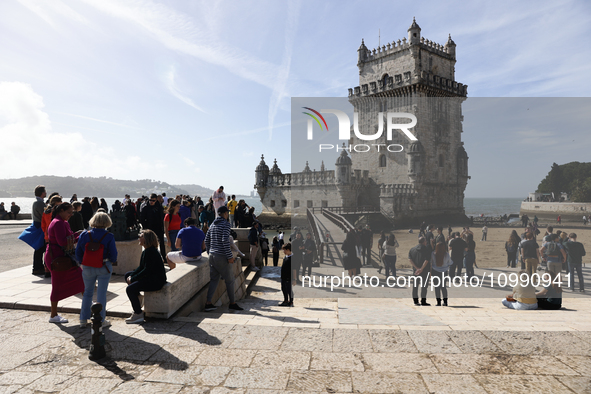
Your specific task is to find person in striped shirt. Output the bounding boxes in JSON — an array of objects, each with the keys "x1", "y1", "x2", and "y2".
[{"x1": 204, "y1": 206, "x2": 243, "y2": 311}]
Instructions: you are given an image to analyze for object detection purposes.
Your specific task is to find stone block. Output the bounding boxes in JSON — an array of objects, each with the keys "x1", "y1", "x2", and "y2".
[
  {"x1": 144, "y1": 258, "x2": 210, "y2": 319},
  {"x1": 113, "y1": 240, "x2": 143, "y2": 275}
]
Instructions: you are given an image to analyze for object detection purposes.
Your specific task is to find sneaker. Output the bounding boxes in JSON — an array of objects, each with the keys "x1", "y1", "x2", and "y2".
[
  {"x1": 102, "y1": 319, "x2": 112, "y2": 328},
  {"x1": 251, "y1": 266, "x2": 260, "y2": 272},
  {"x1": 32, "y1": 269, "x2": 45, "y2": 276},
  {"x1": 204, "y1": 303, "x2": 217, "y2": 312},
  {"x1": 229, "y1": 303, "x2": 244, "y2": 311},
  {"x1": 49, "y1": 315, "x2": 68, "y2": 324},
  {"x1": 44, "y1": 271, "x2": 51, "y2": 278},
  {"x1": 80, "y1": 320, "x2": 88, "y2": 328},
  {"x1": 125, "y1": 312, "x2": 144, "y2": 324},
  {"x1": 278, "y1": 301, "x2": 290, "y2": 307}
]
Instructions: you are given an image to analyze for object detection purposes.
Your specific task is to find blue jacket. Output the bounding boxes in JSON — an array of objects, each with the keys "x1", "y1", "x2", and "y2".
[{"x1": 75, "y1": 228, "x2": 118, "y2": 264}]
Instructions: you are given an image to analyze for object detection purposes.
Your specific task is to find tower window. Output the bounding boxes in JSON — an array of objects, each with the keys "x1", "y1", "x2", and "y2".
[
  {"x1": 294, "y1": 200, "x2": 300, "y2": 208},
  {"x1": 379, "y1": 154, "x2": 387, "y2": 167},
  {"x1": 341, "y1": 167, "x2": 346, "y2": 175},
  {"x1": 382, "y1": 74, "x2": 389, "y2": 88},
  {"x1": 270, "y1": 200, "x2": 276, "y2": 207}
]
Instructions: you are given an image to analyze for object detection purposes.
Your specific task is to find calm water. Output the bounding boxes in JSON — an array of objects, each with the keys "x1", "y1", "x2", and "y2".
[{"x1": 5, "y1": 196, "x2": 521, "y2": 217}]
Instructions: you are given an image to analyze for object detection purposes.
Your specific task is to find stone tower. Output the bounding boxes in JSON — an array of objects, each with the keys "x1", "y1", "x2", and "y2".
[{"x1": 348, "y1": 18, "x2": 469, "y2": 222}]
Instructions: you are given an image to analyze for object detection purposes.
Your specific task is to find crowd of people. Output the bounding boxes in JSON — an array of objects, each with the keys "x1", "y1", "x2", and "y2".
[{"x1": 22, "y1": 185, "x2": 261, "y2": 325}]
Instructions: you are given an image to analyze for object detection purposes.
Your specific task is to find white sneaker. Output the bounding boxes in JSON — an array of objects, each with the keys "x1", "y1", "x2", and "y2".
[
  {"x1": 49, "y1": 315, "x2": 68, "y2": 324},
  {"x1": 125, "y1": 312, "x2": 144, "y2": 324},
  {"x1": 251, "y1": 266, "x2": 260, "y2": 272},
  {"x1": 102, "y1": 319, "x2": 111, "y2": 328},
  {"x1": 80, "y1": 320, "x2": 88, "y2": 328}
]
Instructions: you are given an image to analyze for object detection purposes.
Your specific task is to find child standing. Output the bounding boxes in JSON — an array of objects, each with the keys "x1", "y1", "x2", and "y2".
[{"x1": 279, "y1": 243, "x2": 293, "y2": 307}]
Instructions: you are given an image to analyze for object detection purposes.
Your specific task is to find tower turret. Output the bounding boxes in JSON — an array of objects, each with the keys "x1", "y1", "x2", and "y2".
[
  {"x1": 255, "y1": 154, "x2": 269, "y2": 187},
  {"x1": 357, "y1": 39, "x2": 368, "y2": 73},
  {"x1": 407, "y1": 17, "x2": 421, "y2": 45},
  {"x1": 335, "y1": 144, "x2": 352, "y2": 184},
  {"x1": 445, "y1": 34, "x2": 456, "y2": 58}
]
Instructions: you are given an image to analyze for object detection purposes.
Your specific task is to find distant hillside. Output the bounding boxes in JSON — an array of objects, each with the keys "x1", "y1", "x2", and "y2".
[
  {"x1": 0, "y1": 176, "x2": 212, "y2": 198},
  {"x1": 172, "y1": 184, "x2": 215, "y2": 198},
  {"x1": 537, "y1": 162, "x2": 591, "y2": 202}
]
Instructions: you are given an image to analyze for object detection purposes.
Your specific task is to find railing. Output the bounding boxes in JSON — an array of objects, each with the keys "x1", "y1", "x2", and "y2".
[
  {"x1": 307, "y1": 208, "x2": 326, "y2": 264},
  {"x1": 311, "y1": 206, "x2": 380, "y2": 215},
  {"x1": 321, "y1": 208, "x2": 355, "y2": 233}
]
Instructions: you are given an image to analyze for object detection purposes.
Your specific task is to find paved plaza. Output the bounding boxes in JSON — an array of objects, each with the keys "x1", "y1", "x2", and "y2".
[{"x1": 0, "y1": 266, "x2": 590, "y2": 393}]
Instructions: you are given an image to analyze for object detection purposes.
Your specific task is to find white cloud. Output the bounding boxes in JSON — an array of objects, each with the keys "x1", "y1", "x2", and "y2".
[
  {"x1": 18, "y1": 0, "x2": 90, "y2": 28},
  {"x1": 165, "y1": 66, "x2": 206, "y2": 113},
  {"x1": 0, "y1": 81, "x2": 151, "y2": 179}
]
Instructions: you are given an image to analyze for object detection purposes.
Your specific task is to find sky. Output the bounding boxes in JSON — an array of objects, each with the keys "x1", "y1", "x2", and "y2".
[{"x1": 1, "y1": 0, "x2": 590, "y2": 197}]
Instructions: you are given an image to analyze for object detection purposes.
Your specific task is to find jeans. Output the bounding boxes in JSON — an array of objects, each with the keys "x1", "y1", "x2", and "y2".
[
  {"x1": 125, "y1": 271, "x2": 165, "y2": 314},
  {"x1": 168, "y1": 230, "x2": 179, "y2": 252},
  {"x1": 229, "y1": 214, "x2": 235, "y2": 228},
  {"x1": 482, "y1": 233, "x2": 487, "y2": 241},
  {"x1": 507, "y1": 251, "x2": 517, "y2": 267},
  {"x1": 464, "y1": 251, "x2": 475, "y2": 278},
  {"x1": 383, "y1": 254, "x2": 397, "y2": 278},
  {"x1": 80, "y1": 263, "x2": 112, "y2": 322},
  {"x1": 501, "y1": 298, "x2": 538, "y2": 310},
  {"x1": 206, "y1": 253, "x2": 235, "y2": 304},
  {"x1": 33, "y1": 240, "x2": 46, "y2": 272},
  {"x1": 412, "y1": 269, "x2": 430, "y2": 299},
  {"x1": 568, "y1": 262, "x2": 585, "y2": 291},
  {"x1": 249, "y1": 244, "x2": 258, "y2": 267},
  {"x1": 433, "y1": 270, "x2": 448, "y2": 299},
  {"x1": 450, "y1": 257, "x2": 462, "y2": 278}
]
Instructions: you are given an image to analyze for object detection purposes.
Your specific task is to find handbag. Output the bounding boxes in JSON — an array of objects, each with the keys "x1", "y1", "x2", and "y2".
[
  {"x1": 18, "y1": 222, "x2": 45, "y2": 250},
  {"x1": 49, "y1": 243, "x2": 75, "y2": 272}
]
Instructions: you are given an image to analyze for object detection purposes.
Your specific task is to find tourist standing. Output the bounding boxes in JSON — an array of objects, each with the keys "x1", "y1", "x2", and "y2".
[
  {"x1": 227, "y1": 195, "x2": 238, "y2": 227},
  {"x1": 81, "y1": 197, "x2": 93, "y2": 229},
  {"x1": 260, "y1": 232, "x2": 270, "y2": 266},
  {"x1": 409, "y1": 237, "x2": 431, "y2": 306},
  {"x1": 541, "y1": 234, "x2": 566, "y2": 275},
  {"x1": 141, "y1": 193, "x2": 167, "y2": 261},
  {"x1": 46, "y1": 203, "x2": 84, "y2": 323},
  {"x1": 212, "y1": 186, "x2": 226, "y2": 218},
  {"x1": 125, "y1": 230, "x2": 167, "y2": 324},
  {"x1": 279, "y1": 243, "x2": 293, "y2": 307},
  {"x1": 248, "y1": 222, "x2": 260, "y2": 272},
  {"x1": 382, "y1": 234, "x2": 399, "y2": 278},
  {"x1": 481, "y1": 225, "x2": 488, "y2": 241},
  {"x1": 341, "y1": 230, "x2": 361, "y2": 278},
  {"x1": 68, "y1": 201, "x2": 85, "y2": 233},
  {"x1": 564, "y1": 233, "x2": 586, "y2": 292},
  {"x1": 204, "y1": 206, "x2": 243, "y2": 311},
  {"x1": 278, "y1": 231, "x2": 284, "y2": 248},
  {"x1": 302, "y1": 233, "x2": 316, "y2": 277},
  {"x1": 463, "y1": 233, "x2": 477, "y2": 278},
  {"x1": 272, "y1": 236, "x2": 281, "y2": 267},
  {"x1": 164, "y1": 200, "x2": 182, "y2": 253},
  {"x1": 360, "y1": 226, "x2": 373, "y2": 266},
  {"x1": 431, "y1": 242, "x2": 452, "y2": 306},
  {"x1": 377, "y1": 230, "x2": 387, "y2": 275},
  {"x1": 557, "y1": 215, "x2": 561, "y2": 224},
  {"x1": 449, "y1": 232, "x2": 467, "y2": 278},
  {"x1": 520, "y1": 232, "x2": 540, "y2": 278},
  {"x1": 76, "y1": 212, "x2": 117, "y2": 328},
  {"x1": 178, "y1": 200, "x2": 192, "y2": 228},
  {"x1": 32, "y1": 185, "x2": 47, "y2": 276},
  {"x1": 505, "y1": 230, "x2": 521, "y2": 268}
]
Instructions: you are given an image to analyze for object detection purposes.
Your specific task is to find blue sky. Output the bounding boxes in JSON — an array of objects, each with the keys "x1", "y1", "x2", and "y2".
[{"x1": 1, "y1": 0, "x2": 590, "y2": 197}]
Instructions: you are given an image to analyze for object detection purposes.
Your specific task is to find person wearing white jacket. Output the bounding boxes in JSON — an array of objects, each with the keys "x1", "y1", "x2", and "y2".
[
  {"x1": 430, "y1": 242, "x2": 453, "y2": 306},
  {"x1": 382, "y1": 234, "x2": 399, "y2": 278}
]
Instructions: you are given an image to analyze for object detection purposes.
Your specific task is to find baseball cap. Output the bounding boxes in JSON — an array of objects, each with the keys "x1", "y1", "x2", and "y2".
[{"x1": 217, "y1": 206, "x2": 229, "y2": 214}]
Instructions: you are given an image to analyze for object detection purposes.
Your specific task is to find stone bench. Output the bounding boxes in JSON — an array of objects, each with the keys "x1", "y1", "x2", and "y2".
[{"x1": 143, "y1": 255, "x2": 209, "y2": 319}]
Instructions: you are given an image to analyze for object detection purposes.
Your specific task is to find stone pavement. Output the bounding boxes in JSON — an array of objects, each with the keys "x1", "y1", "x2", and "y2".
[
  {"x1": 1, "y1": 304, "x2": 591, "y2": 393},
  {"x1": 0, "y1": 266, "x2": 589, "y2": 393}
]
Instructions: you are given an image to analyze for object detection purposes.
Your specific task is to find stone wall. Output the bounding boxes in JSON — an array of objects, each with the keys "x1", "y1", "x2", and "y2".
[{"x1": 520, "y1": 202, "x2": 591, "y2": 220}]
